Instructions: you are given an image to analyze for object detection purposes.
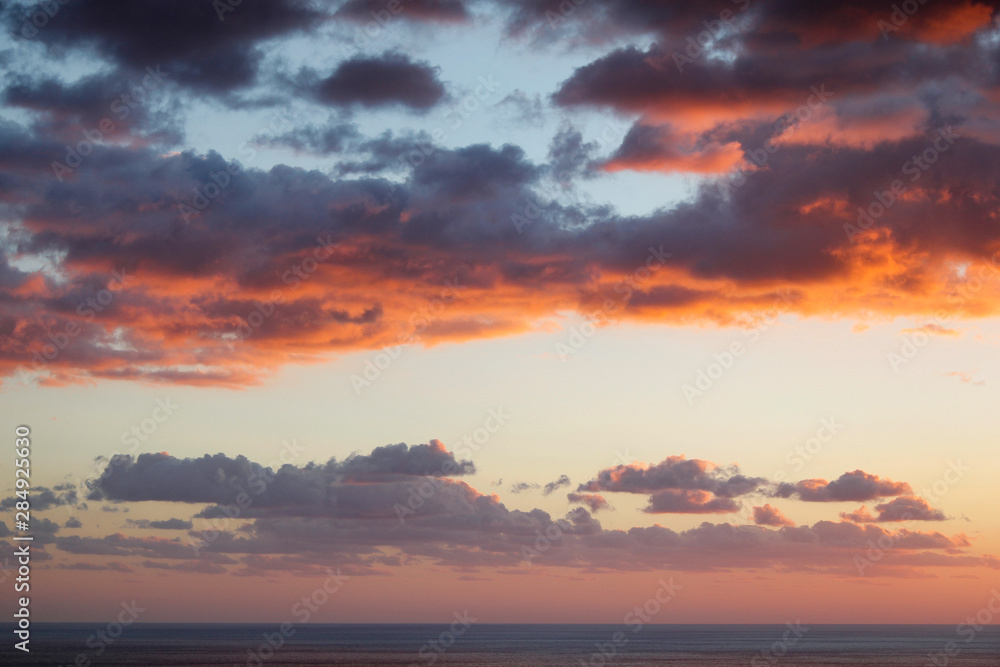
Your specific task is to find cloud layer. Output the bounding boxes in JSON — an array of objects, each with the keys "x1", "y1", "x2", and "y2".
[
  {"x1": 38, "y1": 445, "x2": 986, "y2": 579},
  {"x1": 1, "y1": 0, "x2": 1000, "y2": 386}
]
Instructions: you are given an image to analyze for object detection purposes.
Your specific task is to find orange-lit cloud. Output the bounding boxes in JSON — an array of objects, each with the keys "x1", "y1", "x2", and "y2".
[
  {"x1": 3, "y1": 0, "x2": 1000, "y2": 388},
  {"x1": 753, "y1": 504, "x2": 795, "y2": 527}
]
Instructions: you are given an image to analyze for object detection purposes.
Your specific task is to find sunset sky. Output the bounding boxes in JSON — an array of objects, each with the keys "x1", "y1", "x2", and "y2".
[{"x1": 2, "y1": 0, "x2": 1000, "y2": 625}]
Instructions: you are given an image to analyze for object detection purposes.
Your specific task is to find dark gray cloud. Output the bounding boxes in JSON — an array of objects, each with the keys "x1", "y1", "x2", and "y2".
[
  {"x1": 314, "y1": 53, "x2": 446, "y2": 110},
  {"x1": 579, "y1": 455, "x2": 767, "y2": 498},
  {"x1": 509, "y1": 481, "x2": 540, "y2": 494},
  {"x1": 141, "y1": 559, "x2": 228, "y2": 574},
  {"x1": 334, "y1": 0, "x2": 469, "y2": 23},
  {"x1": 3, "y1": 71, "x2": 183, "y2": 144},
  {"x1": 256, "y1": 118, "x2": 359, "y2": 155},
  {"x1": 644, "y1": 489, "x2": 740, "y2": 514},
  {"x1": 28, "y1": 517, "x2": 61, "y2": 546},
  {"x1": 1, "y1": 484, "x2": 77, "y2": 511},
  {"x1": 546, "y1": 125, "x2": 601, "y2": 180},
  {"x1": 56, "y1": 533, "x2": 236, "y2": 561},
  {"x1": 579, "y1": 456, "x2": 922, "y2": 517},
  {"x1": 54, "y1": 445, "x2": 988, "y2": 577},
  {"x1": 411, "y1": 143, "x2": 538, "y2": 201},
  {"x1": 59, "y1": 561, "x2": 133, "y2": 572},
  {"x1": 502, "y1": 0, "x2": 746, "y2": 42},
  {"x1": 70, "y1": 501, "x2": 979, "y2": 577},
  {"x1": 549, "y1": 37, "x2": 998, "y2": 174},
  {"x1": 542, "y1": 474, "x2": 571, "y2": 496},
  {"x1": 494, "y1": 90, "x2": 546, "y2": 128},
  {"x1": 338, "y1": 440, "x2": 476, "y2": 480},
  {"x1": 5, "y1": 0, "x2": 321, "y2": 93},
  {"x1": 127, "y1": 518, "x2": 194, "y2": 530},
  {"x1": 753, "y1": 504, "x2": 794, "y2": 527},
  {"x1": 333, "y1": 130, "x2": 434, "y2": 175},
  {"x1": 88, "y1": 442, "x2": 474, "y2": 507},
  {"x1": 874, "y1": 497, "x2": 948, "y2": 522},
  {"x1": 566, "y1": 492, "x2": 610, "y2": 513},
  {"x1": 841, "y1": 497, "x2": 948, "y2": 523},
  {"x1": 776, "y1": 470, "x2": 913, "y2": 503}
]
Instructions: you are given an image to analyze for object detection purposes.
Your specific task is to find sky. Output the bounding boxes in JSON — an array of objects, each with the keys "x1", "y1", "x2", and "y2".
[{"x1": 1, "y1": 0, "x2": 1000, "y2": 625}]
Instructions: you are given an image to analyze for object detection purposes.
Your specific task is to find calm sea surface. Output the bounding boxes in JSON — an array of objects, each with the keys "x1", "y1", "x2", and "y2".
[{"x1": 2, "y1": 623, "x2": 999, "y2": 666}]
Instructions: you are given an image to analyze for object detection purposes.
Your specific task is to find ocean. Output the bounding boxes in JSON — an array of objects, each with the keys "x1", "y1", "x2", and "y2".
[{"x1": 2, "y1": 623, "x2": 999, "y2": 666}]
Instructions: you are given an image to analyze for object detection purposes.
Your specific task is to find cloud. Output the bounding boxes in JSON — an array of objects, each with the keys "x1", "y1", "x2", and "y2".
[
  {"x1": 3, "y1": 71, "x2": 183, "y2": 145},
  {"x1": 874, "y1": 497, "x2": 948, "y2": 522},
  {"x1": 842, "y1": 497, "x2": 948, "y2": 523},
  {"x1": 493, "y1": 90, "x2": 546, "y2": 128},
  {"x1": 944, "y1": 371, "x2": 985, "y2": 385},
  {"x1": 551, "y1": 44, "x2": 840, "y2": 123},
  {"x1": 334, "y1": 0, "x2": 469, "y2": 23},
  {"x1": 53, "y1": 445, "x2": 993, "y2": 577},
  {"x1": 776, "y1": 470, "x2": 913, "y2": 502},
  {"x1": 579, "y1": 455, "x2": 766, "y2": 496},
  {"x1": 231, "y1": 554, "x2": 390, "y2": 578},
  {"x1": 20, "y1": 517, "x2": 61, "y2": 546},
  {"x1": 644, "y1": 489, "x2": 740, "y2": 514},
  {"x1": 509, "y1": 481, "x2": 540, "y2": 493},
  {"x1": 542, "y1": 474, "x2": 571, "y2": 496},
  {"x1": 840, "y1": 506, "x2": 876, "y2": 523},
  {"x1": 0, "y1": 517, "x2": 59, "y2": 547},
  {"x1": 88, "y1": 441, "x2": 474, "y2": 507},
  {"x1": 126, "y1": 518, "x2": 194, "y2": 530},
  {"x1": 2, "y1": 0, "x2": 1000, "y2": 389},
  {"x1": 902, "y1": 323, "x2": 960, "y2": 336},
  {"x1": 602, "y1": 123, "x2": 744, "y2": 174},
  {"x1": 255, "y1": 117, "x2": 359, "y2": 155},
  {"x1": 411, "y1": 142, "x2": 538, "y2": 200},
  {"x1": 574, "y1": 456, "x2": 924, "y2": 517},
  {"x1": 313, "y1": 53, "x2": 446, "y2": 111},
  {"x1": 748, "y1": 0, "x2": 995, "y2": 45},
  {"x1": 1, "y1": 485, "x2": 77, "y2": 511},
  {"x1": 503, "y1": 0, "x2": 745, "y2": 43},
  {"x1": 753, "y1": 504, "x2": 795, "y2": 527},
  {"x1": 70, "y1": 502, "x2": 982, "y2": 577},
  {"x1": 141, "y1": 559, "x2": 229, "y2": 574},
  {"x1": 337, "y1": 440, "x2": 476, "y2": 481},
  {"x1": 5, "y1": 0, "x2": 321, "y2": 93},
  {"x1": 65, "y1": 517, "x2": 83, "y2": 529},
  {"x1": 0, "y1": 121, "x2": 993, "y2": 387},
  {"x1": 579, "y1": 457, "x2": 920, "y2": 516},
  {"x1": 566, "y1": 493, "x2": 610, "y2": 513},
  {"x1": 59, "y1": 561, "x2": 133, "y2": 572},
  {"x1": 544, "y1": 3, "x2": 997, "y2": 115},
  {"x1": 55, "y1": 533, "x2": 236, "y2": 562}
]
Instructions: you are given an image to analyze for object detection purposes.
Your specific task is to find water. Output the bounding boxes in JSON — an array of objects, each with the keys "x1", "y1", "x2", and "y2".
[{"x1": 2, "y1": 623, "x2": 999, "y2": 666}]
